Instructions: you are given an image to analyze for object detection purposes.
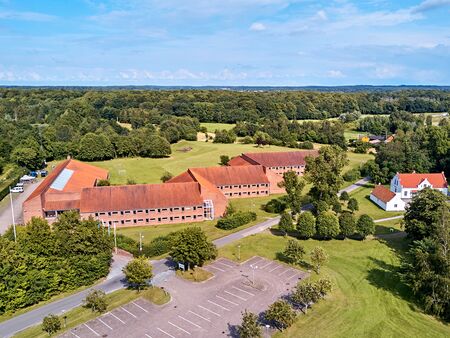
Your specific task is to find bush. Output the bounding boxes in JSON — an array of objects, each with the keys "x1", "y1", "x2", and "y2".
[
  {"x1": 339, "y1": 191, "x2": 349, "y2": 201},
  {"x1": 42, "y1": 314, "x2": 61, "y2": 336},
  {"x1": 298, "y1": 141, "x2": 314, "y2": 149},
  {"x1": 216, "y1": 211, "x2": 257, "y2": 230},
  {"x1": 160, "y1": 171, "x2": 173, "y2": 183},
  {"x1": 219, "y1": 155, "x2": 230, "y2": 166},
  {"x1": 214, "y1": 129, "x2": 236, "y2": 143},
  {"x1": 357, "y1": 214, "x2": 375, "y2": 239},
  {"x1": 343, "y1": 168, "x2": 360, "y2": 182},
  {"x1": 297, "y1": 211, "x2": 316, "y2": 238},
  {"x1": 96, "y1": 179, "x2": 110, "y2": 186},
  {"x1": 339, "y1": 212, "x2": 356, "y2": 237},
  {"x1": 278, "y1": 212, "x2": 294, "y2": 234},
  {"x1": 316, "y1": 211, "x2": 340, "y2": 238},
  {"x1": 264, "y1": 198, "x2": 287, "y2": 213},
  {"x1": 83, "y1": 289, "x2": 107, "y2": 313},
  {"x1": 241, "y1": 136, "x2": 254, "y2": 144}
]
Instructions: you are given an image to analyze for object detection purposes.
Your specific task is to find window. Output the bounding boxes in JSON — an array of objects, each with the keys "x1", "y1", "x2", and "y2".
[
  {"x1": 394, "y1": 204, "x2": 397, "y2": 208},
  {"x1": 404, "y1": 191, "x2": 408, "y2": 196}
]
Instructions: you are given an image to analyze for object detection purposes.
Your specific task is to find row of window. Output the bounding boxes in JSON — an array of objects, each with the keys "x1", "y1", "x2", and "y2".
[
  {"x1": 219, "y1": 183, "x2": 269, "y2": 189},
  {"x1": 269, "y1": 165, "x2": 305, "y2": 170},
  {"x1": 94, "y1": 205, "x2": 203, "y2": 217},
  {"x1": 224, "y1": 190, "x2": 269, "y2": 197},
  {"x1": 103, "y1": 214, "x2": 204, "y2": 225}
]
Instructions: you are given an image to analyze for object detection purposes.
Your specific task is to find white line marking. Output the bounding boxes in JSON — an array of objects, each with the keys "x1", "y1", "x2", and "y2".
[
  {"x1": 84, "y1": 323, "x2": 100, "y2": 336},
  {"x1": 269, "y1": 265, "x2": 282, "y2": 272},
  {"x1": 207, "y1": 265, "x2": 225, "y2": 272},
  {"x1": 120, "y1": 306, "x2": 137, "y2": 318},
  {"x1": 157, "y1": 327, "x2": 175, "y2": 338},
  {"x1": 168, "y1": 321, "x2": 191, "y2": 335},
  {"x1": 189, "y1": 310, "x2": 211, "y2": 322},
  {"x1": 279, "y1": 268, "x2": 293, "y2": 276},
  {"x1": 207, "y1": 300, "x2": 230, "y2": 311},
  {"x1": 132, "y1": 301, "x2": 149, "y2": 313},
  {"x1": 198, "y1": 305, "x2": 221, "y2": 317},
  {"x1": 260, "y1": 261, "x2": 273, "y2": 269},
  {"x1": 98, "y1": 318, "x2": 113, "y2": 330},
  {"x1": 178, "y1": 315, "x2": 202, "y2": 329},
  {"x1": 248, "y1": 257, "x2": 263, "y2": 267},
  {"x1": 287, "y1": 273, "x2": 301, "y2": 281},
  {"x1": 232, "y1": 286, "x2": 255, "y2": 296},
  {"x1": 216, "y1": 295, "x2": 239, "y2": 306},
  {"x1": 71, "y1": 332, "x2": 81, "y2": 338},
  {"x1": 109, "y1": 312, "x2": 125, "y2": 324},
  {"x1": 215, "y1": 261, "x2": 234, "y2": 268},
  {"x1": 224, "y1": 290, "x2": 247, "y2": 301},
  {"x1": 145, "y1": 334, "x2": 153, "y2": 338}
]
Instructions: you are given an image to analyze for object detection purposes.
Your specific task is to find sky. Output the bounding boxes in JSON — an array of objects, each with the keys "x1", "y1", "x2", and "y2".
[{"x1": 0, "y1": 0, "x2": 449, "y2": 86}]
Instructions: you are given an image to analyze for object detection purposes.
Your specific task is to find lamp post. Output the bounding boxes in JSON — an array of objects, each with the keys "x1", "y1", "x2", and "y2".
[
  {"x1": 114, "y1": 223, "x2": 118, "y2": 254},
  {"x1": 252, "y1": 265, "x2": 258, "y2": 285},
  {"x1": 9, "y1": 187, "x2": 16, "y2": 242},
  {"x1": 237, "y1": 244, "x2": 241, "y2": 261},
  {"x1": 139, "y1": 232, "x2": 144, "y2": 253}
]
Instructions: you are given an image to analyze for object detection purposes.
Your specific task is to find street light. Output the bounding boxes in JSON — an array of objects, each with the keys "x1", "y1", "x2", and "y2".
[
  {"x1": 237, "y1": 244, "x2": 241, "y2": 261},
  {"x1": 252, "y1": 265, "x2": 258, "y2": 285},
  {"x1": 114, "y1": 223, "x2": 118, "y2": 254},
  {"x1": 9, "y1": 187, "x2": 17, "y2": 242},
  {"x1": 139, "y1": 232, "x2": 144, "y2": 253}
]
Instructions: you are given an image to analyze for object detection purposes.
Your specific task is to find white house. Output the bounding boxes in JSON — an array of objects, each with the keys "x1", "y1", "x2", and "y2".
[{"x1": 370, "y1": 172, "x2": 448, "y2": 211}]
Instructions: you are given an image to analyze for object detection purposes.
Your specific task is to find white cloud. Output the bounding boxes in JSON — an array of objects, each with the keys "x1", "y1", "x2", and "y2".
[
  {"x1": 0, "y1": 10, "x2": 56, "y2": 21},
  {"x1": 411, "y1": 0, "x2": 450, "y2": 13},
  {"x1": 250, "y1": 22, "x2": 266, "y2": 31},
  {"x1": 373, "y1": 64, "x2": 404, "y2": 79},
  {"x1": 326, "y1": 70, "x2": 344, "y2": 78},
  {"x1": 316, "y1": 10, "x2": 327, "y2": 21}
]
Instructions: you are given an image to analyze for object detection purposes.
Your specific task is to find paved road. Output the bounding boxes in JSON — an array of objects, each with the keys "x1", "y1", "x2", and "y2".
[
  {"x1": 0, "y1": 181, "x2": 41, "y2": 234},
  {"x1": 340, "y1": 176, "x2": 370, "y2": 194},
  {"x1": 0, "y1": 176, "x2": 374, "y2": 337},
  {"x1": 374, "y1": 215, "x2": 404, "y2": 223}
]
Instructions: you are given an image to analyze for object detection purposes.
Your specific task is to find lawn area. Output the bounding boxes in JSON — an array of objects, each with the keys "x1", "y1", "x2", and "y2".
[
  {"x1": 348, "y1": 183, "x2": 404, "y2": 220},
  {"x1": 200, "y1": 122, "x2": 235, "y2": 132},
  {"x1": 375, "y1": 218, "x2": 404, "y2": 235},
  {"x1": 117, "y1": 194, "x2": 283, "y2": 245},
  {"x1": 344, "y1": 151, "x2": 374, "y2": 174},
  {"x1": 176, "y1": 267, "x2": 213, "y2": 282},
  {"x1": 218, "y1": 233, "x2": 450, "y2": 338},
  {"x1": 14, "y1": 287, "x2": 170, "y2": 338}
]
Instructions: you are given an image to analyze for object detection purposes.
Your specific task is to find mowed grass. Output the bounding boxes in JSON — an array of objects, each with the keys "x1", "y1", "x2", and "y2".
[
  {"x1": 349, "y1": 183, "x2": 404, "y2": 220},
  {"x1": 117, "y1": 194, "x2": 282, "y2": 244},
  {"x1": 14, "y1": 287, "x2": 170, "y2": 338},
  {"x1": 218, "y1": 234, "x2": 450, "y2": 338},
  {"x1": 200, "y1": 122, "x2": 236, "y2": 132}
]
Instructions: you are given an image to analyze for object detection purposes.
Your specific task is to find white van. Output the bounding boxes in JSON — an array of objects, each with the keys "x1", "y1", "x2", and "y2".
[{"x1": 10, "y1": 186, "x2": 24, "y2": 193}]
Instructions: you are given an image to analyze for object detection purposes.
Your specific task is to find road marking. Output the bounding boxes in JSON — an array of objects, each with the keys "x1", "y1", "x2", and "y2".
[
  {"x1": 269, "y1": 265, "x2": 282, "y2": 272},
  {"x1": 279, "y1": 268, "x2": 293, "y2": 276},
  {"x1": 248, "y1": 257, "x2": 263, "y2": 266},
  {"x1": 157, "y1": 327, "x2": 176, "y2": 338},
  {"x1": 145, "y1": 334, "x2": 153, "y2": 338},
  {"x1": 120, "y1": 306, "x2": 137, "y2": 318},
  {"x1": 169, "y1": 321, "x2": 191, "y2": 335},
  {"x1": 260, "y1": 261, "x2": 273, "y2": 269},
  {"x1": 132, "y1": 301, "x2": 149, "y2": 313},
  {"x1": 207, "y1": 300, "x2": 230, "y2": 311},
  {"x1": 216, "y1": 295, "x2": 239, "y2": 306},
  {"x1": 189, "y1": 310, "x2": 211, "y2": 322},
  {"x1": 198, "y1": 305, "x2": 221, "y2": 317},
  {"x1": 224, "y1": 290, "x2": 247, "y2": 301},
  {"x1": 98, "y1": 318, "x2": 113, "y2": 330},
  {"x1": 215, "y1": 260, "x2": 234, "y2": 268},
  {"x1": 109, "y1": 312, "x2": 126, "y2": 324},
  {"x1": 207, "y1": 265, "x2": 225, "y2": 272},
  {"x1": 178, "y1": 315, "x2": 202, "y2": 329},
  {"x1": 71, "y1": 332, "x2": 81, "y2": 338},
  {"x1": 232, "y1": 286, "x2": 255, "y2": 296},
  {"x1": 84, "y1": 323, "x2": 100, "y2": 336},
  {"x1": 287, "y1": 273, "x2": 301, "y2": 281}
]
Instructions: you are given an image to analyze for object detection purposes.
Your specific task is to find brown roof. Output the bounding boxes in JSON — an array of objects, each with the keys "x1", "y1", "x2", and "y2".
[
  {"x1": 371, "y1": 185, "x2": 396, "y2": 203},
  {"x1": 397, "y1": 173, "x2": 447, "y2": 189},
  {"x1": 80, "y1": 182, "x2": 204, "y2": 213},
  {"x1": 189, "y1": 166, "x2": 269, "y2": 186},
  {"x1": 166, "y1": 171, "x2": 195, "y2": 183},
  {"x1": 241, "y1": 150, "x2": 318, "y2": 167},
  {"x1": 228, "y1": 156, "x2": 253, "y2": 166}
]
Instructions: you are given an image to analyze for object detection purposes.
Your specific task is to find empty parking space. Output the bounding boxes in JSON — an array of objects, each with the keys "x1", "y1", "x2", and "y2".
[{"x1": 62, "y1": 256, "x2": 308, "y2": 338}]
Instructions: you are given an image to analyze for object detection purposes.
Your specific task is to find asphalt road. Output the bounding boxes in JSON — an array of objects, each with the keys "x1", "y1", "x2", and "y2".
[{"x1": 0, "y1": 176, "x2": 373, "y2": 337}]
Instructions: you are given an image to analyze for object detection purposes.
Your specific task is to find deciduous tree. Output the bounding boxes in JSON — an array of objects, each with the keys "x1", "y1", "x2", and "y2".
[
  {"x1": 316, "y1": 212, "x2": 340, "y2": 239},
  {"x1": 310, "y1": 247, "x2": 328, "y2": 274},
  {"x1": 297, "y1": 211, "x2": 316, "y2": 238},
  {"x1": 123, "y1": 257, "x2": 153, "y2": 291},
  {"x1": 265, "y1": 300, "x2": 296, "y2": 331},
  {"x1": 83, "y1": 289, "x2": 108, "y2": 313},
  {"x1": 237, "y1": 310, "x2": 262, "y2": 338},
  {"x1": 283, "y1": 239, "x2": 305, "y2": 265},
  {"x1": 356, "y1": 214, "x2": 375, "y2": 239},
  {"x1": 42, "y1": 314, "x2": 61, "y2": 336}
]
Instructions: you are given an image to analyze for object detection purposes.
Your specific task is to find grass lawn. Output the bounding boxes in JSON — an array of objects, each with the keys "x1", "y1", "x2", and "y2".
[
  {"x1": 348, "y1": 183, "x2": 404, "y2": 220},
  {"x1": 200, "y1": 122, "x2": 236, "y2": 132},
  {"x1": 375, "y1": 218, "x2": 404, "y2": 235},
  {"x1": 176, "y1": 267, "x2": 213, "y2": 282},
  {"x1": 218, "y1": 234, "x2": 450, "y2": 338},
  {"x1": 344, "y1": 151, "x2": 373, "y2": 175},
  {"x1": 14, "y1": 287, "x2": 170, "y2": 338},
  {"x1": 117, "y1": 194, "x2": 282, "y2": 244}
]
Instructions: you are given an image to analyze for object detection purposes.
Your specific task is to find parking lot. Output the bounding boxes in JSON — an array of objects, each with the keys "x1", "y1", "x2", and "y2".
[{"x1": 60, "y1": 256, "x2": 308, "y2": 338}]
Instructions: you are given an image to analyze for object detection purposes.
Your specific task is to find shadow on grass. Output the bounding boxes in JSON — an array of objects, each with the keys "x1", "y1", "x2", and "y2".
[{"x1": 275, "y1": 251, "x2": 313, "y2": 271}]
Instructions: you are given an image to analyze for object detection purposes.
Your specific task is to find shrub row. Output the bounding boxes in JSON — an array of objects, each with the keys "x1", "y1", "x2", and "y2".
[
  {"x1": 216, "y1": 211, "x2": 257, "y2": 230},
  {"x1": 116, "y1": 231, "x2": 180, "y2": 257}
]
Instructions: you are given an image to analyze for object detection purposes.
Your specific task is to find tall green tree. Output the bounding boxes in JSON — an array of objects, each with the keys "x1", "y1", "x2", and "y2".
[
  {"x1": 123, "y1": 257, "x2": 153, "y2": 291},
  {"x1": 283, "y1": 239, "x2": 306, "y2": 265},
  {"x1": 83, "y1": 290, "x2": 108, "y2": 313},
  {"x1": 316, "y1": 212, "x2": 340, "y2": 239},
  {"x1": 265, "y1": 300, "x2": 296, "y2": 331},
  {"x1": 291, "y1": 281, "x2": 321, "y2": 314},
  {"x1": 42, "y1": 314, "x2": 61, "y2": 336},
  {"x1": 280, "y1": 170, "x2": 305, "y2": 214},
  {"x1": 347, "y1": 198, "x2": 359, "y2": 213},
  {"x1": 339, "y1": 212, "x2": 356, "y2": 238},
  {"x1": 278, "y1": 212, "x2": 295, "y2": 234},
  {"x1": 237, "y1": 310, "x2": 262, "y2": 338},
  {"x1": 78, "y1": 133, "x2": 114, "y2": 161},
  {"x1": 310, "y1": 247, "x2": 329, "y2": 274},
  {"x1": 356, "y1": 214, "x2": 375, "y2": 239},
  {"x1": 297, "y1": 211, "x2": 316, "y2": 238}
]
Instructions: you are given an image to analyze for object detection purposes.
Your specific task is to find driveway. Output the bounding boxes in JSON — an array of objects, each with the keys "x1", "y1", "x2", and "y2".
[{"x1": 0, "y1": 180, "x2": 41, "y2": 233}]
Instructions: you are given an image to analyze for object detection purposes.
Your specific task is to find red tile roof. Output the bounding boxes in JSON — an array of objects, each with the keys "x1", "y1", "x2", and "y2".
[
  {"x1": 166, "y1": 171, "x2": 195, "y2": 183},
  {"x1": 189, "y1": 166, "x2": 269, "y2": 186},
  {"x1": 240, "y1": 150, "x2": 318, "y2": 168},
  {"x1": 397, "y1": 173, "x2": 447, "y2": 189},
  {"x1": 371, "y1": 185, "x2": 396, "y2": 203},
  {"x1": 227, "y1": 156, "x2": 252, "y2": 166},
  {"x1": 80, "y1": 182, "x2": 204, "y2": 213}
]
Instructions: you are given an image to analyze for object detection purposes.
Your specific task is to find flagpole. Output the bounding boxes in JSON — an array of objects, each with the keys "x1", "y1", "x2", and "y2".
[{"x1": 9, "y1": 187, "x2": 17, "y2": 242}]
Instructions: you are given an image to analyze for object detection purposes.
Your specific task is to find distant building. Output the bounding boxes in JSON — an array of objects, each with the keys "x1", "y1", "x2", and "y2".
[{"x1": 370, "y1": 172, "x2": 448, "y2": 211}]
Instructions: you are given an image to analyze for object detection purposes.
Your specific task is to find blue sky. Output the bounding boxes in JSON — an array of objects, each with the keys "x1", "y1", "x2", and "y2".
[{"x1": 0, "y1": 0, "x2": 449, "y2": 86}]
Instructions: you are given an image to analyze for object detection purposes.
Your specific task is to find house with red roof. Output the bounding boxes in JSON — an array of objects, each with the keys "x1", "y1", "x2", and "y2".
[{"x1": 370, "y1": 172, "x2": 448, "y2": 211}]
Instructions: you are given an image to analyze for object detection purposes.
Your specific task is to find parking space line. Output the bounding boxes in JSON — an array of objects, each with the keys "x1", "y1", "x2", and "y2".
[
  {"x1": 279, "y1": 268, "x2": 293, "y2": 276},
  {"x1": 145, "y1": 334, "x2": 153, "y2": 338},
  {"x1": 287, "y1": 272, "x2": 301, "y2": 281},
  {"x1": 84, "y1": 323, "x2": 100, "y2": 336},
  {"x1": 248, "y1": 257, "x2": 263, "y2": 266},
  {"x1": 260, "y1": 261, "x2": 273, "y2": 269},
  {"x1": 232, "y1": 286, "x2": 255, "y2": 296},
  {"x1": 216, "y1": 295, "x2": 239, "y2": 306},
  {"x1": 215, "y1": 261, "x2": 234, "y2": 268},
  {"x1": 109, "y1": 312, "x2": 126, "y2": 324},
  {"x1": 71, "y1": 331, "x2": 81, "y2": 338},
  {"x1": 132, "y1": 301, "x2": 149, "y2": 313},
  {"x1": 198, "y1": 305, "x2": 221, "y2": 317},
  {"x1": 189, "y1": 310, "x2": 211, "y2": 322},
  {"x1": 207, "y1": 300, "x2": 230, "y2": 311},
  {"x1": 157, "y1": 327, "x2": 176, "y2": 338},
  {"x1": 178, "y1": 315, "x2": 202, "y2": 329},
  {"x1": 217, "y1": 259, "x2": 235, "y2": 267},
  {"x1": 207, "y1": 265, "x2": 225, "y2": 272},
  {"x1": 120, "y1": 306, "x2": 137, "y2": 318},
  {"x1": 168, "y1": 321, "x2": 191, "y2": 335},
  {"x1": 98, "y1": 318, "x2": 113, "y2": 330},
  {"x1": 269, "y1": 265, "x2": 282, "y2": 273},
  {"x1": 224, "y1": 290, "x2": 247, "y2": 301}
]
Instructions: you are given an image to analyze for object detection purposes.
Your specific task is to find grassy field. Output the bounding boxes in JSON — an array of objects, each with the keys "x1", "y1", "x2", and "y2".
[
  {"x1": 218, "y1": 233, "x2": 450, "y2": 338},
  {"x1": 14, "y1": 287, "x2": 170, "y2": 338},
  {"x1": 348, "y1": 183, "x2": 404, "y2": 220},
  {"x1": 176, "y1": 267, "x2": 213, "y2": 282},
  {"x1": 375, "y1": 218, "x2": 404, "y2": 235},
  {"x1": 117, "y1": 194, "x2": 282, "y2": 244},
  {"x1": 200, "y1": 122, "x2": 236, "y2": 132}
]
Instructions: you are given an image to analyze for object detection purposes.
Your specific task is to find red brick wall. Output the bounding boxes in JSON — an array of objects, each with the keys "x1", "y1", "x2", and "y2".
[
  {"x1": 22, "y1": 196, "x2": 44, "y2": 224},
  {"x1": 218, "y1": 183, "x2": 270, "y2": 198}
]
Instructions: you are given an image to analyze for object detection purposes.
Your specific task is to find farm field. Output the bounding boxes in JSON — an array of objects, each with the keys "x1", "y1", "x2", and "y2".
[
  {"x1": 200, "y1": 122, "x2": 236, "y2": 132},
  {"x1": 218, "y1": 234, "x2": 450, "y2": 338}
]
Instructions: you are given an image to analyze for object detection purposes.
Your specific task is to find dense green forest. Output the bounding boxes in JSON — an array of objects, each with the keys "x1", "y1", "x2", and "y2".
[{"x1": 0, "y1": 88, "x2": 449, "y2": 171}]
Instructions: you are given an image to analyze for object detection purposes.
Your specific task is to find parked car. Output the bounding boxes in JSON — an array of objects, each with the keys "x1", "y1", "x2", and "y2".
[
  {"x1": 16, "y1": 182, "x2": 24, "y2": 187},
  {"x1": 10, "y1": 186, "x2": 24, "y2": 193},
  {"x1": 29, "y1": 171, "x2": 38, "y2": 177},
  {"x1": 40, "y1": 170, "x2": 48, "y2": 177}
]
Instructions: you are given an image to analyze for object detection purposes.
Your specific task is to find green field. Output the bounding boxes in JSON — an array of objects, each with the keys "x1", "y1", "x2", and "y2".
[
  {"x1": 218, "y1": 234, "x2": 450, "y2": 338},
  {"x1": 200, "y1": 122, "x2": 236, "y2": 132},
  {"x1": 348, "y1": 184, "x2": 404, "y2": 220},
  {"x1": 117, "y1": 194, "x2": 282, "y2": 244}
]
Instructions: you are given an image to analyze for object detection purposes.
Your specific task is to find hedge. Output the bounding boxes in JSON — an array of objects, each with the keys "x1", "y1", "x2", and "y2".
[
  {"x1": 116, "y1": 231, "x2": 180, "y2": 257},
  {"x1": 216, "y1": 211, "x2": 257, "y2": 230}
]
